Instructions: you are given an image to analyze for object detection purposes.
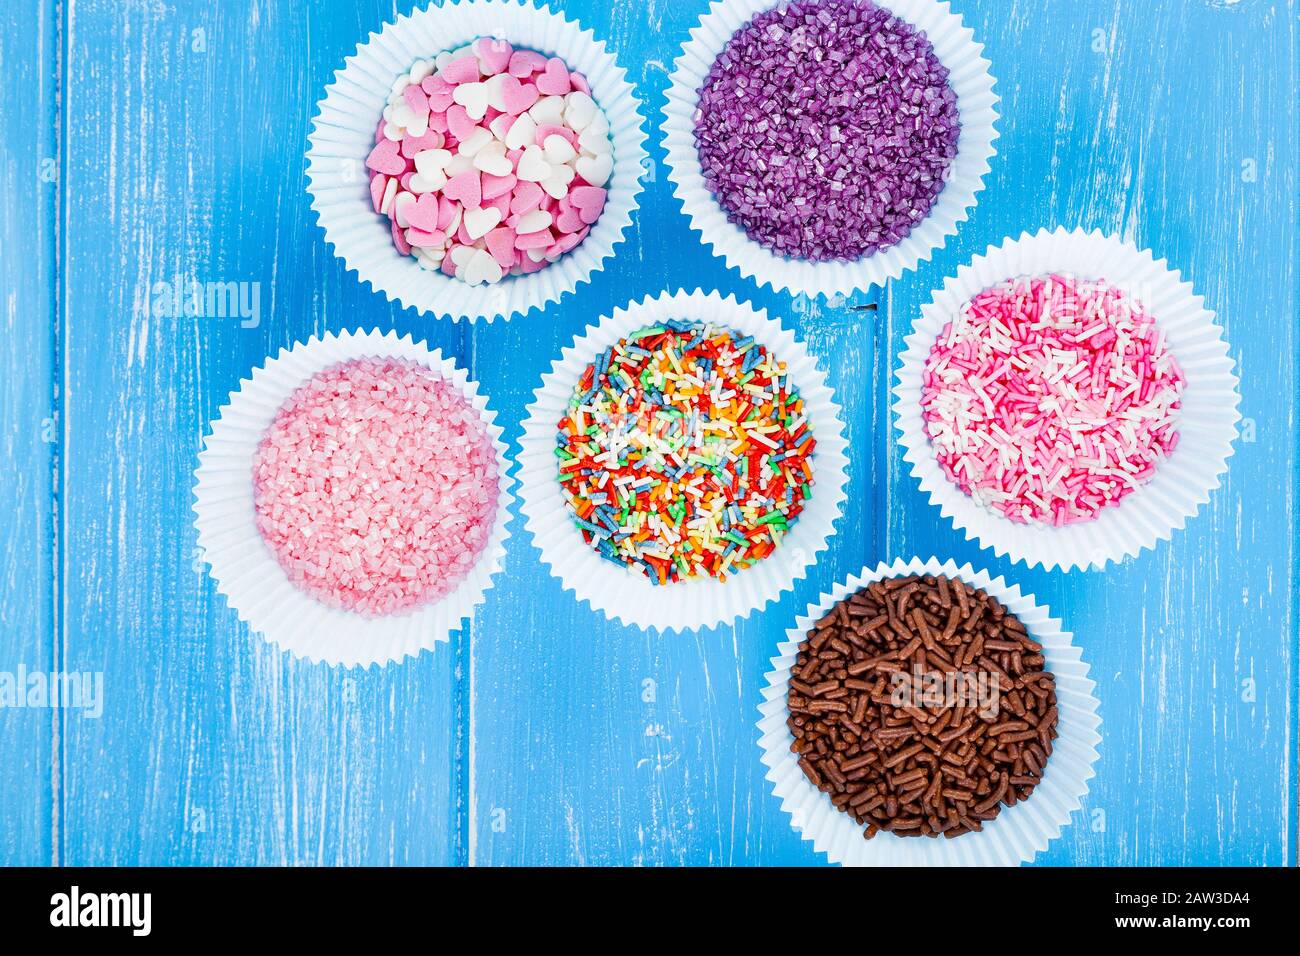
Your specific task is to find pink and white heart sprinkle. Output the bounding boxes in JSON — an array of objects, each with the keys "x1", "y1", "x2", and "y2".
[
  {"x1": 365, "y1": 38, "x2": 613, "y2": 286},
  {"x1": 920, "y1": 275, "x2": 1186, "y2": 526},
  {"x1": 253, "y1": 358, "x2": 500, "y2": 617}
]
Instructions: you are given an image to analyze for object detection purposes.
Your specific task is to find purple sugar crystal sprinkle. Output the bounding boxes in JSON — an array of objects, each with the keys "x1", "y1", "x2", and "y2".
[{"x1": 694, "y1": 0, "x2": 960, "y2": 263}]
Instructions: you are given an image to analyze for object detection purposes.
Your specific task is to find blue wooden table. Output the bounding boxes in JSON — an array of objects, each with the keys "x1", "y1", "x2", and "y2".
[{"x1": 1, "y1": 0, "x2": 1295, "y2": 866}]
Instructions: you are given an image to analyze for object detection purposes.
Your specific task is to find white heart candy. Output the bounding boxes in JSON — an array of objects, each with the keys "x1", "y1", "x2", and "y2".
[
  {"x1": 446, "y1": 152, "x2": 476, "y2": 176},
  {"x1": 461, "y1": 248, "x2": 504, "y2": 286},
  {"x1": 457, "y1": 127, "x2": 493, "y2": 157},
  {"x1": 578, "y1": 126, "x2": 612, "y2": 156},
  {"x1": 542, "y1": 134, "x2": 577, "y2": 165},
  {"x1": 413, "y1": 148, "x2": 453, "y2": 178},
  {"x1": 452, "y1": 81, "x2": 490, "y2": 120},
  {"x1": 407, "y1": 172, "x2": 443, "y2": 194},
  {"x1": 503, "y1": 112, "x2": 536, "y2": 151},
  {"x1": 406, "y1": 112, "x2": 429, "y2": 138},
  {"x1": 541, "y1": 163, "x2": 575, "y2": 200},
  {"x1": 390, "y1": 76, "x2": 410, "y2": 97},
  {"x1": 484, "y1": 73, "x2": 510, "y2": 113},
  {"x1": 463, "y1": 206, "x2": 503, "y2": 241},
  {"x1": 575, "y1": 153, "x2": 613, "y2": 188},
  {"x1": 444, "y1": 204, "x2": 464, "y2": 236},
  {"x1": 392, "y1": 103, "x2": 416, "y2": 128},
  {"x1": 526, "y1": 247, "x2": 548, "y2": 263},
  {"x1": 563, "y1": 92, "x2": 598, "y2": 132},
  {"x1": 393, "y1": 190, "x2": 416, "y2": 228},
  {"x1": 378, "y1": 176, "x2": 398, "y2": 214},
  {"x1": 584, "y1": 110, "x2": 610, "y2": 137},
  {"x1": 382, "y1": 121, "x2": 403, "y2": 142},
  {"x1": 515, "y1": 145, "x2": 552, "y2": 183},
  {"x1": 473, "y1": 141, "x2": 513, "y2": 177},
  {"x1": 450, "y1": 244, "x2": 477, "y2": 269},
  {"x1": 408, "y1": 59, "x2": 434, "y2": 85},
  {"x1": 528, "y1": 95, "x2": 566, "y2": 127},
  {"x1": 488, "y1": 113, "x2": 515, "y2": 142},
  {"x1": 414, "y1": 246, "x2": 445, "y2": 270},
  {"x1": 514, "y1": 209, "x2": 553, "y2": 234}
]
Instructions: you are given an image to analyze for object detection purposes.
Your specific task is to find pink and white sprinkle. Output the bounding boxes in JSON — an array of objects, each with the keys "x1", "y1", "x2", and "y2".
[
  {"x1": 920, "y1": 275, "x2": 1185, "y2": 526},
  {"x1": 365, "y1": 38, "x2": 613, "y2": 286},
  {"x1": 252, "y1": 357, "x2": 500, "y2": 616}
]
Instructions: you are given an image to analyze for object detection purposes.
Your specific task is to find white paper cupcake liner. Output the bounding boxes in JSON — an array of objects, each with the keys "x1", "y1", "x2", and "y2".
[
  {"x1": 893, "y1": 227, "x2": 1241, "y2": 572},
  {"x1": 758, "y1": 555, "x2": 1102, "y2": 866},
  {"x1": 663, "y1": 0, "x2": 998, "y2": 299},
  {"x1": 193, "y1": 329, "x2": 514, "y2": 667},
  {"x1": 305, "y1": 0, "x2": 648, "y2": 323},
  {"x1": 517, "y1": 289, "x2": 850, "y2": 632}
]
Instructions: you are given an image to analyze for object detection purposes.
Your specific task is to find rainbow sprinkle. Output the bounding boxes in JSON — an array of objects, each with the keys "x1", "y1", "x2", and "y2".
[{"x1": 557, "y1": 320, "x2": 816, "y2": 584}]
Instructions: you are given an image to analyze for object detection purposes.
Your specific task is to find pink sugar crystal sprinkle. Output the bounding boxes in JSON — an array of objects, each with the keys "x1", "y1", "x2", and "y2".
[
  {"x1": 253, "y1": 357, "x2": 500, "y2": 617},
  {"x1": 920, "y1": 275, "x2": 1186, "y2": 526}
]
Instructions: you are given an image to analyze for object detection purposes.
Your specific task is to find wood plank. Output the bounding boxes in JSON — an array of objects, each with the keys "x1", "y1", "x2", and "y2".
[
  {"x1": 465, "y1": 0, "x2": 884, "y2": 864},
  {"x1": 883, "y1": 0, "x2": 1296, "y2": 865},
  {"x1": 0, "y1": 0, "x2": 58, "y2": 867},
  {"x1": 58, "y1": 0, "x2": 463, "y2": 865}
]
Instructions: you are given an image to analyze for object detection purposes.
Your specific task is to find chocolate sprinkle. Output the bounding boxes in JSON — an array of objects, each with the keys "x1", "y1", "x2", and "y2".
[{"x1": 787, "y1": 574, "x2": 1059, "y2": 839}]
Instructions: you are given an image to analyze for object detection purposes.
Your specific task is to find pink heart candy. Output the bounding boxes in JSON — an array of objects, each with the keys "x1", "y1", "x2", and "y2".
[
  {"x1": 517, "y1": 252, "x2": 547, "y2": 274},
  {"x1": 509, "y1": 181, "x2": 545, "y2": 216},
  {"x1": 554, "y1": 205, "x2": 584, "y2": 234},
  {"x1": 508, "y1": 50, "x2": 548, "y2": 78},
  {"x1": 422, "y1": 74, "x2": 453, "y2": 96},
  {"x1": 481, "y1": 172, "x2": 517, "y2": 201},
  {"x1": 484, "y1": 226, "x2": 518, "y2": 269},
  {"x1": 535, "y1": 57, "x2": 571, "y2": 96},
  {"x1": 534, "y1": 124, "x2": 577, "y2": 149},
  {"x1": 546, "y1": 232, "x2": 582, "y2": 258},
  {"x1": 426, "y1": 91, "x2": 455, "y2": 113},
  {"x1": 400, "y1": 129, "x2": 445, "y2": 158},
  {"x1": 455, "y1": 219, "x2": 474, "y2": 246},
  {"x1": 569, "y1": 185, "x2": 607, "y2": 224},
  {"x1": 437, "y1": 196, "x2": 461, "y2": 232},
  {"x1": 439, "y1": 55, "x2": 481, "y2": 85},
  {"x1": 402, "y1": 84, "x2": 430, "y2": 116},
  {"x1": 369, "y1": 174, "x2": 388, "y2": 213},
  {"x1": 446, "y1": 104, "x2": 478, "y2": 143},
  {"x1": 474, "y1": 38, "x2": 513, "y2": 75},
  {"x1": 426, "y1": 109, "x2": 450, "y2": 134},
  {"x1": 405, "y1": 227, "x2": 447, "y2": 248},
  {"x1": 571, "y1": 72, "x2": 591, "y2": 96},
  {"x1": 405, "y1": 193, "x2": 442, "y2": 231},
  {"x1": 391, "y1": 217, "x2": 412, "y2": 256},
  {"x1": 514, "y1": 228, "x2": 554, "y2": 250},
  {"x1": 440, "y1": 253, "x2": 459, "y2": 277},
  {"x1": 487, "y1": 192, "x2": 513, "y2": 220},
  {"x1": 399, "y1": 172, "x2": 415, "y2": 191},
  {"x1": 365, "y1": 138, "x2": 406, "y2": 175},
  {"x1": 498, "y1": 76, "x2": 540, "y2": 116},
  {"x1": 442, "y1": 171, "x2": 482, "y2": 209}
]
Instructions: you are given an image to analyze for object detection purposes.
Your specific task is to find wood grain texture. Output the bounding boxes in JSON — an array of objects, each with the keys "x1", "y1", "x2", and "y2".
[
  {"x1": 2, "y1": 0, "x2": 1295, "y2": 866},
  {"x1": 57, "y1": 0, "x2": 469, "y2": 865},
  {"x1": 0, "y1": 0, "x2": 58, "y2": 867},
  {"x1": 883, "y1": 0, "x2": 1298, "y2": 866}
]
